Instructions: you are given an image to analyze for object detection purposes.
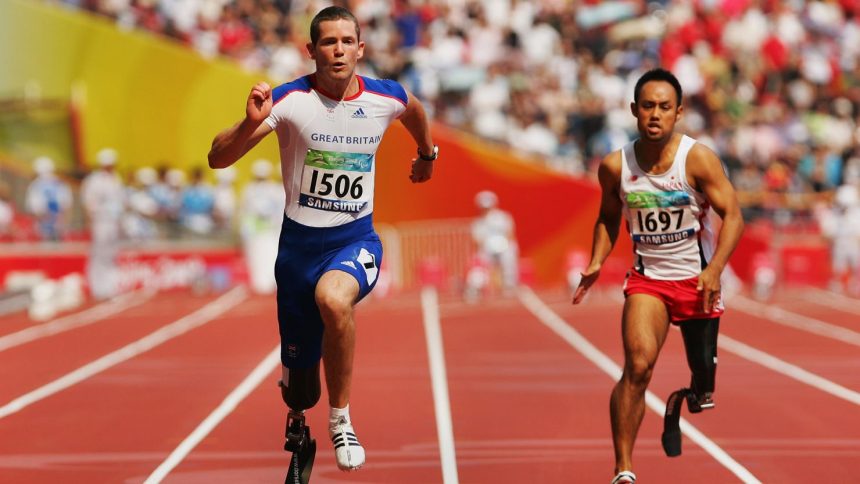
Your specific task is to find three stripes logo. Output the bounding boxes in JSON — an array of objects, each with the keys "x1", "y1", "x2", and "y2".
[
  {"x1": 331, "y1": 421, "x2": 360, "y2": 451},
  {"x1": 351, "y1": 107, "x2": 368, "y2": 119}
]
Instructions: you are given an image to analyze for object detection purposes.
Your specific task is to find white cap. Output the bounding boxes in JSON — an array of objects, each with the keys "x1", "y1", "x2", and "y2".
[
  {"x1": 215, "y1": 165, "x2": 237, "y2": 184},
  {"x1": 475, "y1": 190, "x2": 498, "y2": 209},
  {"x1": 33, "y1": 156, "x2": 55, "y2": 176},
  {"x1": 96, "y1": 148, "x2": 118, "y2": 167},
  {"x1": 835, "y1": 184, "x2": 859, "y2": 208},
  {"x1": 135, "y1": 167, "x2": 158, "y2": 186},
  {"x1": 251, "y1": 159, "x2": 273, "y2": 179},
  {"x1": 166, "y1": 168, "x2": 186, "y2": 187}
]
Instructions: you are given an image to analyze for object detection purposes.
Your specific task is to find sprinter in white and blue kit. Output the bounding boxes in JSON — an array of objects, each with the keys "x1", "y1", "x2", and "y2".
[{"x1": 208, "y1": 6, "x2": 437, "y2": 478}]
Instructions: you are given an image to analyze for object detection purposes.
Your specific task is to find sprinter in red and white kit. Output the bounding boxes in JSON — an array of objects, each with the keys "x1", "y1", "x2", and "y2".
[{"x1": 572, "y1": 68, "x2": 744, "y2": 484}]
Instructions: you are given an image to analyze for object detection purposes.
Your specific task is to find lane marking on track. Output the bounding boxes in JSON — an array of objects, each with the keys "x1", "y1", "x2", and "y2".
[
  {"x1": 718, "y1": 334, "x2": 860, "y2": 406},
  {"x1": 0, "y1": 288, "x2": 157, "y2": 353},
  {"x1": 732, "y1": 295, "x2": 860, "y2": 347},
  {"x1": 144, "y1": 345, "x2": 280, "y2": 484},
  {"x1": 797, "y1": 287, "x2": 860, "y2": 317},
  {"x1": 0, "y1": 286, "x2": 248, "y2": 420},
  {"x1": 518, "y1": 287, "x2": 762, "y2": 484},
  {"x1": 420, "y1": 286, "x2": 460, "y2": 484}
]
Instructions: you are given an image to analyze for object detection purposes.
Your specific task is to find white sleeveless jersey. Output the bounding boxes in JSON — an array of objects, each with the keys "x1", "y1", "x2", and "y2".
[
  {"x1": 264, "y1": 75, "x2": 408, "y2": 227},
  {"x1": 620, "y1": 135, "x2": 715, "y2": 280}
]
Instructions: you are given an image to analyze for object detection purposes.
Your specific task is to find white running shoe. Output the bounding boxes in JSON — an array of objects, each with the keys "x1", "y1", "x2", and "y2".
[
  {"x1": 611, "y1": 470, "x2": 636, "y2": 484},
  {"x1": 329, "y1": 416, "x2": 365, "y2": 471}
]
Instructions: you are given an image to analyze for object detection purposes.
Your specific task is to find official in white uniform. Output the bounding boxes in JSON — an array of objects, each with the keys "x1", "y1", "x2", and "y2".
[
  {"x1": 81, "y1": 148, "x2": 125, "y2": 300},
  {"x1": 240, "y1": 159, "x2": 285, "y2": 294},
  {"x1": 818, "y1": 184, "x2": 860, "y2": 293},
  {"x1": 466, "y1": 190, "x2": 519, "y2": 299}
]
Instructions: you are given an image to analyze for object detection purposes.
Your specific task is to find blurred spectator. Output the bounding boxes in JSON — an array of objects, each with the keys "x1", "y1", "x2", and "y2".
[
  {"x1": 212, "y1": 165, "x2": 238, "y2": 235},
  {"x1": 61, "y1": 0, "x2": 860, "y2": 225},
  {"x1": 798, "y1": 144, "x2": 842, "y2": 192},
  {"x1": 0, "y1": 181, "x2": 13, "y2": 240},
  {"x1": 148, "y1": 165, "x2": 181, "y2": 226},
  {"x1": 25, "y1": 156, "x2": 73, "y2": 241},
  {"x1": 239, "y1": 159, "x2": 284, "y2": 295},
  {"x1": 80, "y1": 148, "x2": 125, "y2": 300},
  {"x1": 465, "y1": 190, "x2": 519, "y2": 301},
  {"x1": 123, "y1": 166, "x2": 160, "y2": 240},
  {"x1": 180, "y1": 166, "x2": 216, "y2": 235},
  {"x1": 816, "y1": 184, "x2": 860, "y2": 294}
]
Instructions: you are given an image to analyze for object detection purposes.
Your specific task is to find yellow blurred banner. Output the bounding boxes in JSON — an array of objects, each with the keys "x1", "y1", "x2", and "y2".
[{"x1": 0, "y1": 0, "x2": 277, "y2": 180}]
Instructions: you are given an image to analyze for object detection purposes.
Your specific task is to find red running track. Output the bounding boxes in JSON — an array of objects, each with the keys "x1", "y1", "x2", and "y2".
[{"x1": 0, "y1": 284, "x2": 857, "y2": 483}]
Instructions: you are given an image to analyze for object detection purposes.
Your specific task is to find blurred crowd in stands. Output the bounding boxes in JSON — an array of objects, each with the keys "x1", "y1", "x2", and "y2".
[
  {"x1": 53, "y1": 0, "x2": 860, "y2": 229},
  {"x1": 0, "y1": 149, "x2": 286, "y2": 248},
  {"x1": 0, "y1": 0, "x2": 856, "y2": 292}
]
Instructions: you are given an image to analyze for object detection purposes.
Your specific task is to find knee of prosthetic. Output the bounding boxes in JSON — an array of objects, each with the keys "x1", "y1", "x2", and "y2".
[
  {"x1": 279, "y1": 366, "x2": 321, "y2": 412},
  {"x1": 680, "y1": 317, "x2": 719, "y2": 398}
]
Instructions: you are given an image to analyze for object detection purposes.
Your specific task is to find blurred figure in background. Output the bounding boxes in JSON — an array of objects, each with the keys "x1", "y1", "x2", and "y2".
[
  {"x1": 0, "y1": 181, "x2": 13, "y2": 241},
  {"x1": 212, "y1": 165, "x2": 238, "y2": 236},
  {"x1": 81, "y1": 148, "x2": 125, "y2": 300},
  {"x1": 164, "y1": 168, "x2": 187, "y2": 238},
  {"x1": 465, "y1": 190, "x2": 519, "y2": 301},
  {"x1": 180, "y1": 166, "x2": 216, "y2": 236},
  {"x1": 239, "y1": 159, "x2": 284, "y2": 294},
  {"x1": 816, "y1": 184, "x2": 860, "y2": 295},
  {"x1": 123, "y1": 166, "x2": 160, "y2": 241},
  {"x1": 25, "y1": 156, "x2": 73, "y2": 241}
]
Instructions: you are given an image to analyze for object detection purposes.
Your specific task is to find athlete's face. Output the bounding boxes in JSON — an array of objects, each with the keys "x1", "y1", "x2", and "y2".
[
  {"x1": 307, "y1": 19, "x2": 364, "y2": 83},
  {"x1": 631, "y1": 80, "x2": 683, "y2": 142}
]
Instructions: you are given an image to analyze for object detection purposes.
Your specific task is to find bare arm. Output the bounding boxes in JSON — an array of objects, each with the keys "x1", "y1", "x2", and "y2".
[
  {"x1": 688, "y1": 143, "x2": 745, "y2": 311},
  {"x1": 573, "y1": 152, "x2": 624, "y2": 304},
  {"x1": 208, "y1": 82, "x2": 275, "y2": 169},
  {"x1": 399, "y1": 91, "x2": 435, "y2": 183}
]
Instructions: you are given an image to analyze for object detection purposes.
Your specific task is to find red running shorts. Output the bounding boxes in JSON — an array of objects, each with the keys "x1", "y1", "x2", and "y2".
[{"x1": 623, "y1": 270, "x2": 724, "y2": 323}]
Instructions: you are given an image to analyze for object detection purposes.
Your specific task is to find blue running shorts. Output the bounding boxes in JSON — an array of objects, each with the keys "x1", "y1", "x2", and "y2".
[{"x1": 274, "y1": 215, "x2": 383, "y2": 369}]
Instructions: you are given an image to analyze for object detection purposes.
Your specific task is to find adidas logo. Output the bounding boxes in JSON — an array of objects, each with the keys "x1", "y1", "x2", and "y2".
[
  {"x1": 351, "y1": 107, "x2": 367, "y2": 119},
  {"x1": 341, "y1": 261, "x2": 356, "y2": 269}
]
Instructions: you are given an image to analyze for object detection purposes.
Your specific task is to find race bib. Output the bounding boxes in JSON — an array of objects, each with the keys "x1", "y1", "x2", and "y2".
[
  {"x1": 627, "y1": 191, "x2": 697, "y2": 245},
  {"x1": 299, "y1": 149, "x2": 372, "y2": 213}
]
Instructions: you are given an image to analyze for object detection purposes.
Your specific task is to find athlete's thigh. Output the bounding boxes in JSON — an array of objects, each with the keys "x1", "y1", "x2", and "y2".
[
  {"x1": 621, "y1": 293, "x2": 671, "y2": 365},
  {"x1": 318, "y1": 238, "x2": 383, "y2": 303}
]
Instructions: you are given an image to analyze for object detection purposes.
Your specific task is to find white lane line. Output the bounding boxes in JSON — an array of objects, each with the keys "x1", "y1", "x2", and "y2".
[
  {"x1": 733, "y1": 295, "x2": 860, "y2": 347},
  {"x1": 799, "y1": 287, "x2": 860, "y2": 317},
  {"x1": 420, "y1": 286, "x2": 460, "y2": 484},
  {"x1": 144, "y1": 345, "x2": 280, "y2": 484},
  {"x1": 0, "y1": 289, "x2": 157, "y2": 353},
  {"x1": 718, "y1": 334, "x2": 860, "y2": 406},
  {"x1": 518, "y1": 287, "x2": 761, "y2": 484},
  {"x1": 0, "y1": 286, "x2": 248, "y2": 420}
]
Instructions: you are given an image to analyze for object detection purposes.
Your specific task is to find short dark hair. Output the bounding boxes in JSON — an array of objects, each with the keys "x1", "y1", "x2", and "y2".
[
  {"x1": 310, "y1": 6, "x2": 360, "y2": 45},
  {"x1": 633, "y1": 68, "x2": 683, "y2": 106}
]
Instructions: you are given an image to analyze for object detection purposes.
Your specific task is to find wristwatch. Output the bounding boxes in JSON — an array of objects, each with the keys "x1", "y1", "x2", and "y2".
[{"x1": 417, "y1": 145, "x2": 439, "y2": 161}]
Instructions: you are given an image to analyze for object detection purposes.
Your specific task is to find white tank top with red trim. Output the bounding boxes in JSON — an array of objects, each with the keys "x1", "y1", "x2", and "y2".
[{"x1": 619, "y1": 135, "x2": 715, "y2": 280}]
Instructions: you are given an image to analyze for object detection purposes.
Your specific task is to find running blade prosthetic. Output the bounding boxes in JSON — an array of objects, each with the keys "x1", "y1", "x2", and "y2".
[
  {"x1": 284, "y1": 411, "x2": 316, "y2": 484},
  {"x1": 661, "y1": 387, "x2": 715, "y2": 457}
]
